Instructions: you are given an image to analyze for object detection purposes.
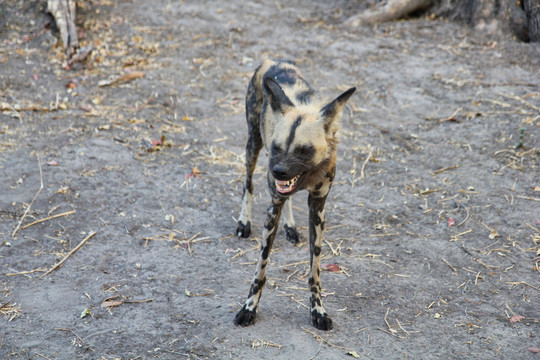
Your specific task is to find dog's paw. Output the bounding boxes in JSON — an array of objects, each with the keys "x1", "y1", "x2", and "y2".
[
  {"x1": 236, "y1": 221, "x2": 251, "y2": 238},
  {"x1": 311, "y1": 311, "x2": 333, "y2": 331},
  {"x1": 234, "y1": 306, "x2": 257, "y2": 327},
  {"x1": 284, "y1": 224, "x2": 300, "y2": 244}
]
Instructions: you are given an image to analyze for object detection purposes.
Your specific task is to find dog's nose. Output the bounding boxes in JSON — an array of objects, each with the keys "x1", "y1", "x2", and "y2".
[{"x1": 272, "y1": 164, "x2": 289, "y2": 179}]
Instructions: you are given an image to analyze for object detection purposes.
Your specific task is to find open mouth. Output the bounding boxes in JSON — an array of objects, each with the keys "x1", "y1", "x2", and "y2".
[{"x1": 275, "y1": 174, "x2": 300, "y2": 194}]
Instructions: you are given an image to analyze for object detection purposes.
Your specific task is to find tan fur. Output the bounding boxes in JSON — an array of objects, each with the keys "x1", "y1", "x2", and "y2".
[{"x1": 235, "y1": 59, "x2": 355, "y2": 330}]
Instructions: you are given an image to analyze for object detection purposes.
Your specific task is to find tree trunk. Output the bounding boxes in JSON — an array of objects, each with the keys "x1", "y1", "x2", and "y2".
[
  {"x1": 346, "y1": 0, "x2": 536, "y2": 42},
  {"x1": 524, "y1": 0, "x2": 540, "y2": 42},
  {"x1": 431, "y1": 0, "x2": 528, "y2": 40},
  {"x1": 47, "y1": 0, "x2": 78, "y2": 56}
]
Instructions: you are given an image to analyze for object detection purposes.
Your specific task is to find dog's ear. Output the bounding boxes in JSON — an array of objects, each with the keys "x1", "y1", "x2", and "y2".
[
  {"x1": 320, "y1": 87, "x2": 356, "y2": 134},
  {"x1": 263, "y1": 76, "x2": 294, "y2": 113}
]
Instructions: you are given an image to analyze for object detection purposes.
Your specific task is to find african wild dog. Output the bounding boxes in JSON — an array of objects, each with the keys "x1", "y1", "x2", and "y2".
[{"x1": 234, "y1": 59, "x2": 355, "y2": 330}]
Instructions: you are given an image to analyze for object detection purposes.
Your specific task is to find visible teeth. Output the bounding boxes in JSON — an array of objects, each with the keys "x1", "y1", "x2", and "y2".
[{"x1": 276, "y1": 175, "x2": 300, "y2": 193}]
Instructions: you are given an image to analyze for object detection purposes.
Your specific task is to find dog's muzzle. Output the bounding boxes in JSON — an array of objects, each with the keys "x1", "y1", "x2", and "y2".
[
  {"x1": 271, "y1": 164, "x2": 301, "y2": 194},
  {"x1": 275, "y1": 174, "x2": 300, "y2": 194}
]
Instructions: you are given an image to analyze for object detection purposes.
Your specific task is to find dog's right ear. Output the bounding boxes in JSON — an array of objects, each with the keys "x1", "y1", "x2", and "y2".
[{"x1": 263, "y1": 76, "x2": 294, "y2": 113}]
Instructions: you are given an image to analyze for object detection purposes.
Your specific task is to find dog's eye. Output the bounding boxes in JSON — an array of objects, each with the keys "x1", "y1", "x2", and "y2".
[{"x1": 295, "y1": 146, "x2": 313, "y2": 157}]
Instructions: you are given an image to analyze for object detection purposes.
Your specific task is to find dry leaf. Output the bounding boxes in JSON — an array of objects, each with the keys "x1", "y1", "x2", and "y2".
[
  {"x1": 321, "y1": 263, "x2": 340, "y2": 272},
  {"x1": 509, "y1": 315, "x2": 524, "y2": 323},
  {"x1": 101, "y1": 296, "x2": 124, "y2": 308},
  {"x1": 56, "y1": 186, "x2": 69, "y2": 194},
  {"x1": 80, "y1": 308, "x2": 91, "y2": 318},
  {"x1": 98, "y1": 71, "x2": 145, "y2": 87}
]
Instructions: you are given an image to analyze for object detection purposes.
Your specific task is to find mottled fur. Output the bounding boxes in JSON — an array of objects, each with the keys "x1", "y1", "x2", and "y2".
[{"x1": 235, "y1": 59, "x2": 355, "y2": 330}]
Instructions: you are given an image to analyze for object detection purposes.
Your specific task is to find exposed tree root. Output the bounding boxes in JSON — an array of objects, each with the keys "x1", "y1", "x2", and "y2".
[{"x1": 344, "y1": 0, "x2": 432, "y2": 27}]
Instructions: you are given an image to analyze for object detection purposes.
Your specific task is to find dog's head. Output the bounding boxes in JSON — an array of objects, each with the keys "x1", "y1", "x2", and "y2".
[{"x1": 263, "y1": 76, "x2": 356, "y2": 195}]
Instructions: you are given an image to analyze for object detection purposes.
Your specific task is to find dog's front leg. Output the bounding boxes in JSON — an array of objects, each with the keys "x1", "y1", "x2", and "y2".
[
  {"x1": 308, "y1": 186, "x2": 333, "y2": 330},
  {"x1": 234, "y1": 189, "x2": 285, "y2": 327}
]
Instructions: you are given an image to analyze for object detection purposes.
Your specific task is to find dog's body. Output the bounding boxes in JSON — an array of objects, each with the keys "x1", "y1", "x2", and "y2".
[{"x1": 234, "y1": 59, "x2": 355, "y2": 330}]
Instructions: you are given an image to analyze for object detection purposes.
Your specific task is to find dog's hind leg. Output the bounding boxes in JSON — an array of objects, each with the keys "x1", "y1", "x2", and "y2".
[
  {"x1": 236, "y1": 132, "x2": 262, "y2": 238},
  {"x1": 237, "y1": 80, "x2": 263, "y2": 238},
  {"x1": 283, "y1": 199, "x2": 300, "y2": 244},
  {"x1": 235, "y1": 190, "x2": 285, "y2": 326}
]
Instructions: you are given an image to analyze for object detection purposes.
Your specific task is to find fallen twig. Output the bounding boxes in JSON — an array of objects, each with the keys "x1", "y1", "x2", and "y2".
[
  {"x1": 457, "y1": 206, "x2": 470, "y2": 227},
  {"x1": 56, "y1": 328, "x2": 86, "y2": 345},
  {"x1": 20, "y1": 210, "x2": 76, "y2": 230},
  {"x1": 6, "y1": 268, "x2": 47, "y2": 277},
  {"x1": 98, "y1": 71, "x2": 145, "y2": 87},
  {"x1": 41, "y1": 231, "x2": 97, "y2": 278},
  {"x1": 505, "y1": 281, "x2": 540, "y2": 291},
  {"x1": 101, "y1": 295, "x2": 153, "y2": 308},
  {"x1": 497, "y1": 92, "x2": 540, "y2": 114},
  {"x1": 12, "y1": 157, "x2": 43, "y2": 237},
  {"x1": 440, "y1": 107, "x2": 462, "y2": 122},
  {"x1": 431, "y1": 165, "x2": 459, "y2": 175},
  {"x1": 359, "y1": 148, "x2": 373, "y2": 180},
  {"x1": 441, "y1": 258, "x2": 457, "y2": 272},
  {"x1": 301, "y1": 327, "x2": 345, "y2": 350},
  {"x1": 0, "y1": 104, "x2": 50, "y2": 112}
]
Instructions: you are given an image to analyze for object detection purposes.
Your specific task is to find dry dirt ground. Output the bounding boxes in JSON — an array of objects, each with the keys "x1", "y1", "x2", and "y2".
[{"x1": 1, "y1": 1, "x2": 539, "y2": 359}]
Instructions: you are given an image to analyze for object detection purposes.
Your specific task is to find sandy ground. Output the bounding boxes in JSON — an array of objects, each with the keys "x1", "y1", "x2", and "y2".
[{"x1": 1, "y1": 1, "x2": 539, "y2": 359}]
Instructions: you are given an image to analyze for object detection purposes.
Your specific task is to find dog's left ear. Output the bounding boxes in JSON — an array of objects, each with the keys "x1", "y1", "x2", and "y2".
[
  {"x1": 320, "y1": 87, "x2": 356, "y2": 134},
  {"x1": 263, "y1": 76, "x2": 294, "y2": 114}
]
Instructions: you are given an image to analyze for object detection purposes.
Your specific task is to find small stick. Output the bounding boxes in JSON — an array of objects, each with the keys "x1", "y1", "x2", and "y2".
[
  {"x1": 12, "y1": 157, "x2": 43, "y2": 237},
  {"x1": 384, "y1": 308, "x2": 398, "y2": 334},
  {"x1": 6, "y1": 268, "x2": 46, "y2": 277},
  {"x1": 473, "y1": 258, "x2": 499, "y2": 270},
  {"x1": 457, "y1": 206, "x2": 470, "y2": 227},
  {"x1": 21, "y1": 210, "x2": 76, "y2": 230},
  {"x1": 440, "y1": 107, "x2": 462, "y2": 122},
  {"x1": 505, "y1": 281, "x2": 540, "y2": 291},
  {"x1": 276, "y1": 260, "x2": 309, "y2": 268},
  {"x1": 307, "y1": 341, "x2": 323, "y2": 360},
  {"x1": 474, "y1": 271, "x2": 481, "y2": 285},
  {"x1": 498, "y1": 92, "x2": 540, "y2": 114},
  {"x1": 396, "y1": 318, "x2": 411, "y2": 335},
  {"x1": 516, "y1": 195, "x2": 540, "y2": 202},
  {"x1": 324, "y1": 239, "x2": 338, "y2": 256},
  {"x1": 56, "y1": 328, "x2": 86, "y2": 345},
  {"x1": 441, "y1": 258, "x2": 457, "y2": 272},
  {"x1": 286, "y1": 269, "x2": 299, "y2": 282},
  {"x1": 290, "y1": 296, "x2": 309, "y2": 310},
  {"x1": 526, "y1": 223, "x2": 540, "y2": 234},
  {"x1": 301, "y1": 327, "x2": 344, "y2": 349},
  {"x1": 41, "y1": 231, "x2": 97, "y2": 277},
  {"x1": 359, "y1": 148, "x2": 373, "y2": 180},
  {"x1": 0, "y1": 105, "x2": 50, "y2": 112},
  {"x1": 431, "y1": 165, "x2": 459, "y2": 175},
  {"x1": 134, "y1": 94, "x2": 155, "y2": 114},
  {"x1": 123, "y1": 298, "x2": 154, "y2": 304},
  {"x1": 186, "y1": 231, "x2": 200, "y2": 256}
]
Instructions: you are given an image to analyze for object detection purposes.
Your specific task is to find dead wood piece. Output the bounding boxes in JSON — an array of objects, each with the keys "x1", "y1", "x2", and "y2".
[
  {"x1": 47, "y1": 0, "x2": 78, "y2": 56},
  {"x1": 524, "y1": 0, "x2": 540, "y2": 42},
  {"x1": 67, "y1": 45, "x2": 93, "y2": 67},
  {"x1": 20, "y1": 210, "x2": 76, "y2": 230},
  {"x1": 345, "y1": 0, "x2": 432, "y2": 27},
  {"x1": 524, "y1": 0, "x2": 540, "y2": 41},
  {"x1": 12, "y1": 157, "x2": 43, "y2": 237},
  {"x1": 41, "y1": 231, "x2": 97, "y2": 277},
  {"x1": 98, "y1": 71, "x2": 145, "y2": 87}
]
